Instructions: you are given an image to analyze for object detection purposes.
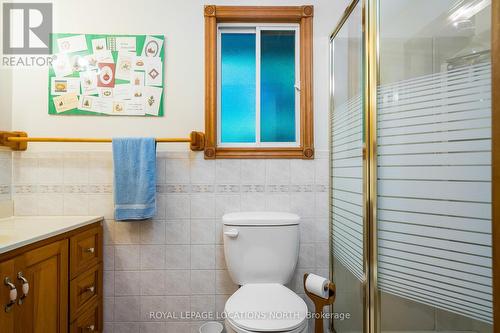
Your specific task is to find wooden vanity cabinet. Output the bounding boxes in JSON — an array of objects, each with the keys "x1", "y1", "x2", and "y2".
[
  {"x1": 14, "y1": 239, "x2": 69, "y2": 333},
  {"x1": 0, "y1": 220, "x2": 103, "y2": 333},
  {"x1": 0, "y1": 259, "x2": 15, "y2": 332}
]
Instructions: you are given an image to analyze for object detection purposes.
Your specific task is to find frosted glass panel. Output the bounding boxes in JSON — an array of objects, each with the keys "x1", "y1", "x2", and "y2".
[
  {"x1": 331, "y1": 8, "x2": 364, "y2": 283},
  {"x1": 377, "y1": 0, "x2": 493, "y2": 328},
  {"x1": 221, "y1": 33, "x2": 256, "y2": 143},
  {"x1": 377, "y1": 63, "x2": 492, "y2": 324},
  {"x1": 260, "y1": 30, "x2": 296, "y2": 142},
  {"x1": 330, "y1": 2, "x2": 364, "y2": 332},
  {"x1": 331, "y1": 93, "x2": 364, "y2": 282}
]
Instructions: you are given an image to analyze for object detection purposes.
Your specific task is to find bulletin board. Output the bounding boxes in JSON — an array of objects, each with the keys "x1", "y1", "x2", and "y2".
[{"x1": 48, "y1": 33, "x2": 165, "y2": 116}]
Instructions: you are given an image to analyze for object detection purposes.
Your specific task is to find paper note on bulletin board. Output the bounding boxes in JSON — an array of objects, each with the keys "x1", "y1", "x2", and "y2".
[{"x1": 48, "y1": 33, "x2": 165, "y2": 116}]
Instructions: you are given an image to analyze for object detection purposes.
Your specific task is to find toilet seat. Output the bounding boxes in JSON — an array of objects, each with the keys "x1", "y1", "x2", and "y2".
[
  {"x1": 225, "y1": 283, "x2": 308, "y2": 332},
  {"x1": 225, "y1": 319, "x2": 308, "y2": 333}
]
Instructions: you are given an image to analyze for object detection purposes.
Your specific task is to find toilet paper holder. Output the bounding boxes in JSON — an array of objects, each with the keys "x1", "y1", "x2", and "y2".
[{"x1": 303, "y1": 273, "x2": 336, "y2": 333}]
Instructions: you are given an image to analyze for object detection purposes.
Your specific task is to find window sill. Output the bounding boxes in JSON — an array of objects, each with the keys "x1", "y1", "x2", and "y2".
[{"x1": 204, "y1": 146, "x2": 314, "y2": 159}]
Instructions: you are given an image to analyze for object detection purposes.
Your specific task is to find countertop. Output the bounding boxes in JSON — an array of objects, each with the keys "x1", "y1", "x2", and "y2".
[{"x1": 0, "y1": 216, "x2": 103, "y2": 254}]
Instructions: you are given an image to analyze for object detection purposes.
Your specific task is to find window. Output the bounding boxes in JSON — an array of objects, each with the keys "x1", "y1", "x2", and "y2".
[
  {"x1": 204, "y1": 5, "x2": 314, "y2": 159},
  {"x1": 218, "y1": 25, "x2": 299, "y2": 147}
]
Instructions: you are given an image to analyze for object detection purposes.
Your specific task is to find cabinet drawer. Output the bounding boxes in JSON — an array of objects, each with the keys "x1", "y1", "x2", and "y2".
[
  {"x1": 70, "y1": 226, "x2": 102, "y2": 278},
  {"x1": 70, "y1": 300, "x2": 101, "y2": 333},
  {"x1": 70, "y1": 263, "x2": 102, "y2": 321}
]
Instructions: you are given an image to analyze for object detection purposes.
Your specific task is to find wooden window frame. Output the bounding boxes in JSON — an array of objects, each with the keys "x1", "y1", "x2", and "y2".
[{"x1": 204, "y1": 5, "x2": 314, "y2": 159}]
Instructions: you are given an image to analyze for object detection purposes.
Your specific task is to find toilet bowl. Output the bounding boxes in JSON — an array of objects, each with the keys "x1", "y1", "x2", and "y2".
[
  {"x1": 224, "y1": 284, "x2": 308, "y2": 333},
  {"x1": 222, "y1": 212, "x2": 308, "y2": 333}
]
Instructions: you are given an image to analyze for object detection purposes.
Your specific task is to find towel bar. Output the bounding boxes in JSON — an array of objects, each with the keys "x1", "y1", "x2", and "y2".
[{"x1": 0, "y1": 131, "x2": 205, "y2": 151}]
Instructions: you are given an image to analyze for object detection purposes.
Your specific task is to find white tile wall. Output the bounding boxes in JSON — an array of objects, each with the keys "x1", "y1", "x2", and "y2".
[
  {"x1": 10, "y1": 150, "x2": 329, "y2": 333},
  {"x1": 0, "y1": 151, "x2": 12, "y2": 203}
]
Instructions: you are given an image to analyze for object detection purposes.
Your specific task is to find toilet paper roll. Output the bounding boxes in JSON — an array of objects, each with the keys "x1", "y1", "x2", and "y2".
[{"x1": 305, "y1": 273, "x2": 330, "y2": 299}]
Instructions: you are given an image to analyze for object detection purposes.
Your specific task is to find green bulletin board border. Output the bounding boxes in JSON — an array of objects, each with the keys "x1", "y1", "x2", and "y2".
[{"x1": 48, "y1": 33, "x2": 165, "y2": 116}]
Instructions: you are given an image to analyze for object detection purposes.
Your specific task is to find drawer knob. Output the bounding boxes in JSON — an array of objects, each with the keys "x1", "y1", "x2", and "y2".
[
  {"x1": 86, "y1": 324, "x2": 95, "y2": 331},
  {"x1": 85, "y1": 285, "x2": 95, "y2": 294},
  {"x1": 4, "y1": 277, "x2": 17, "y2": 313},
  {"x1": 17, "y1": 272, "x2": 29, "y2": 305},
  {"x1": 84, "y1": 247, "x2": 95, "y2": 254}
]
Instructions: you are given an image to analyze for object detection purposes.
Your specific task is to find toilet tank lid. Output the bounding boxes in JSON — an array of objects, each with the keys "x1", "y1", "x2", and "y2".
[{"x1": 222, "y1": 212, "x2": 300, "y2": 226}]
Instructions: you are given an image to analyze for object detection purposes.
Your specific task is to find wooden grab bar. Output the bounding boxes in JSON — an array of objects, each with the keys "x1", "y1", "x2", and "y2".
[{"x1": 0, "y1": 131, "x2": 206, "y2": 151}]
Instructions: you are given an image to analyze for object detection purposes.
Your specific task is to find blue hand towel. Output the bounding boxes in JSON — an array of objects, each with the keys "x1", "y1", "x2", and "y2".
[{"x1": 112, "y1": 138, "x2": 156, "y2": 221}]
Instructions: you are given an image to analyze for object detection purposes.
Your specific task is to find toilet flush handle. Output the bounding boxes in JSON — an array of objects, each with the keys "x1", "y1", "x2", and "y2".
[{"x1": 224, "y1": 229, "x2": 239, "y2": 238}]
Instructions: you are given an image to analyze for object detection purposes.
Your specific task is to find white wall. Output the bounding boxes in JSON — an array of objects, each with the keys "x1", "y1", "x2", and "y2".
[
  {"x1": 0, "y1": 7, "x2": 12, "y2": 131},
  {"x1": 0, "y1": 67, "x2": 12, "y2": 130},
  {"x1": 7, "y1": 0, "x2": 349, "y2": 152},
  {"x1": 0, "y1": 7, "x2": 12, "y2": 204}
]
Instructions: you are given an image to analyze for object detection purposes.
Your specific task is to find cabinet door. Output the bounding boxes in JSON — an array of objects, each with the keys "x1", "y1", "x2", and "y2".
[
  {"x1": 15, "y1": 240, "x2": 69, "y2": 333},
  {"x1": 0, "y1": 259, "x2": 15, "y2": 333}
]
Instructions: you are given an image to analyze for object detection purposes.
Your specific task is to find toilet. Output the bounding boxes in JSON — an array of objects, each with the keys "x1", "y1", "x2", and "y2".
[{"x1": 222, "y1": 212, "x2": 308, "y2": 333}]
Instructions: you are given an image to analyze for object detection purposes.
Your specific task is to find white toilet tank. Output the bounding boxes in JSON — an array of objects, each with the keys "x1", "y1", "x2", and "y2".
[{"x1": 222, "y1": 212, "x2": 300, "y2": 285}]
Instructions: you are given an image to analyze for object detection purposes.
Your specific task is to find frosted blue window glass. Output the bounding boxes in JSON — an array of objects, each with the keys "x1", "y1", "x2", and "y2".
[
  {"x1": 260, "y1": 31, "x2": 296, "y2": 142},
  {"x1": 221, "y1": 33, "x2": 256, "y2": 143}
]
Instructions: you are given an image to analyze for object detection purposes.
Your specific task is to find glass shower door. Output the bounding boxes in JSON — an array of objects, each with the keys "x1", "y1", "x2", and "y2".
[
  {"x1": 377, "y1": 0, "x2": 493, "y2": 331},
  {"x1": 330, "y1": 1, "x2": 365, "y2": 332}
]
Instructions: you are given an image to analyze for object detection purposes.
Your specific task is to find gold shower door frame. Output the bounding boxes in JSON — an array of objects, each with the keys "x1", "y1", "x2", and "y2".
[
  {"x1": 329, "y1": 0, "x2": 374, "y2": 331},
  {"x1": 330, "y1": 0, "x2": 500, "y2": 332}
]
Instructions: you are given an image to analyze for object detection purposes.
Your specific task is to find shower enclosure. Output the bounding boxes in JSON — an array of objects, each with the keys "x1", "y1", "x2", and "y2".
[{"x1": 329, "y1": 0, "x2": 497, "y2": 332}]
